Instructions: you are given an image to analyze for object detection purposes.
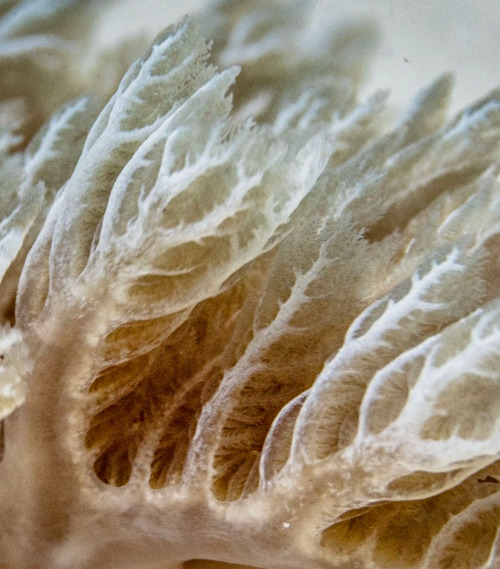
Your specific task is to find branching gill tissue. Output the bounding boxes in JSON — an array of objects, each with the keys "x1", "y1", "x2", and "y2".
[{"x1": 0, "y1": 1, "x2": 500, "y2": 568}]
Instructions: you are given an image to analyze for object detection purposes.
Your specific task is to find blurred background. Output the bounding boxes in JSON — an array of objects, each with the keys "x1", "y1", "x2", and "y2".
[{"x1": 93, "y1": 0, "x2": 500, "y2": 115}]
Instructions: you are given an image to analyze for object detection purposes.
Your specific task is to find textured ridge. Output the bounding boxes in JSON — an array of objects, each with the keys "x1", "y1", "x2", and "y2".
[{"x1": 0, "y1": 2, "x2": 499, "y2": 569}]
